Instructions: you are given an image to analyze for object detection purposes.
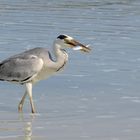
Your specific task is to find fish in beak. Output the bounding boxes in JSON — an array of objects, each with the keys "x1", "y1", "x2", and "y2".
[{"x1": 65, "y1": 38, "x2": 91, "y2": 53}]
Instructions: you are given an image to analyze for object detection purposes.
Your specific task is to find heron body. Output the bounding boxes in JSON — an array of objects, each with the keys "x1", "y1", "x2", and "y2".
[{"x1": 0, "y1": 34, "x2": 91, "y2": 113}]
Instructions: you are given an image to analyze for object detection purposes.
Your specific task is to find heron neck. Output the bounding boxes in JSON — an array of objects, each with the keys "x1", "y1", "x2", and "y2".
[{"x1": 53, "y1": 42, "x2": 68, "y2": 71}]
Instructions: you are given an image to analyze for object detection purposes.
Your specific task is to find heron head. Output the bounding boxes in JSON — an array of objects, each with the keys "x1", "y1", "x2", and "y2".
[{"x1": 56, "y1": 34, "x2": 91, "y2": 53}]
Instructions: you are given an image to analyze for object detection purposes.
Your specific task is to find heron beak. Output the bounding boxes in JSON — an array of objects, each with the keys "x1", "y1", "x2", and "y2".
[
  {"x1": 65, "y1": 39, "x2": 91, "y2": 53},
  {"x1": 72, "y1": 41, "x2": 91, "y2": 53}
]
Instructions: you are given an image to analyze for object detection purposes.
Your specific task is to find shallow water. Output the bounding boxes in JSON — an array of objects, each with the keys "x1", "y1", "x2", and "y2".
[{"x1": 0, "y1": 0, "x2": 140, "y2": 139}]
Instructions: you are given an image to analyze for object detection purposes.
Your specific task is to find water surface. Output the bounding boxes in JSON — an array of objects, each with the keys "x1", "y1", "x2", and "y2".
[{"x1": 0, "y1": 0, "x2": 140, "y2": 139}]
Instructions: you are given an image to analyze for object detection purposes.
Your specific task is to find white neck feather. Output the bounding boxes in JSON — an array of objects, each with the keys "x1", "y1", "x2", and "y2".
[{"x1": 52, "y1": 41, "x2": 68, "y2": 71}]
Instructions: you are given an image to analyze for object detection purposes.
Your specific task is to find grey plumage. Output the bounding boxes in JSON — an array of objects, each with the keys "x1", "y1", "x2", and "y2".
[{"x1": 0, "y1": 48, "x2": 53, "y2": 83}]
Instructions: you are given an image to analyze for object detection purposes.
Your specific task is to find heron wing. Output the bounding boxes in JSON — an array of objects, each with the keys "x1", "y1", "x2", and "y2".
[{"x1": 0, "y1": 54, "x2": 43, "y2": 83}]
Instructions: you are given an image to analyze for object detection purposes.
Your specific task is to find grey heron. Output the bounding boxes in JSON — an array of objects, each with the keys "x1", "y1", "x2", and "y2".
[{"x1": 0, "y1": 34, "x2": 91, "y2": 113}]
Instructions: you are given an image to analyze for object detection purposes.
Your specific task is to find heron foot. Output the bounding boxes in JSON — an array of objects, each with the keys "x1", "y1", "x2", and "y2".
[
  {"x1": 18, "y1": 103, "x2": 23, "y2": 112},
  {"x1": 31, "y1": 109, "x2": 36, "y2": 114},
  {"x1": 31, "y1": 106, "x2": 36, "y2": 113}
]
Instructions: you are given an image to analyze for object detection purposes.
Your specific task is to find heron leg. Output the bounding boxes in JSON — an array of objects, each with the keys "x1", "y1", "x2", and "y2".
[
  {"x1": 18, "y1": 91, "x2": 27, "y2": 112},
  {"x1": 26, "y1": 83, "x2": 36, "y2": 113}
]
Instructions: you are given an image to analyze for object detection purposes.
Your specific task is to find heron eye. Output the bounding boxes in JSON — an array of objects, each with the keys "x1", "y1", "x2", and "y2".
[{"x1": 57, "y1": 35, "x2": 67, "y2": 40}]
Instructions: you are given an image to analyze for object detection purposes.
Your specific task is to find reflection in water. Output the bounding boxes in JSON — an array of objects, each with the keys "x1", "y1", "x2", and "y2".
[
  {"x1": 0, "y1": 113, "x2": 35, "y2": 139},
  {"x1": 24, "y1": 122, "x2": 32, "y2": 140},
  {"x1": 19, "y1": 113, "x2": 35, "y2": 140}
]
